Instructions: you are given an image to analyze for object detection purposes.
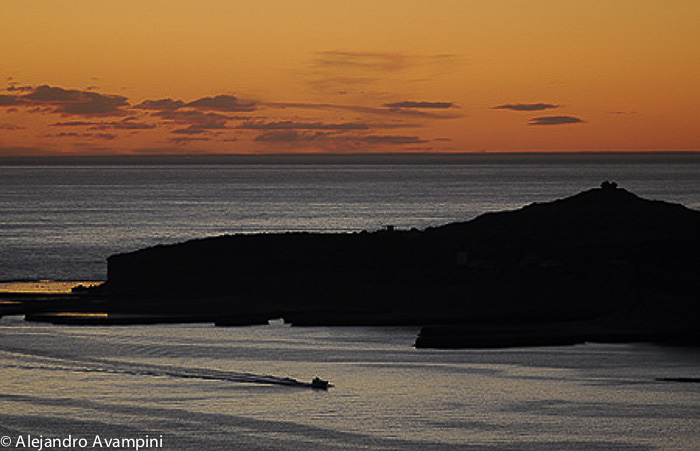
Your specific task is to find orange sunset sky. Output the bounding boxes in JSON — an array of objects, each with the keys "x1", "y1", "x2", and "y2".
[{"x1": 1, "y1": 0, "x2": 699, "y2": 156}]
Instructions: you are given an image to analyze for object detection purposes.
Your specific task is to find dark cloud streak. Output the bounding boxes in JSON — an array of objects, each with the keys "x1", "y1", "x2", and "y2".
[
  {"x1": 4, "y1": 85, "x2": 129, "y2": 116},
  {"x1": 134, "y1": 98, "x2": 185, "y2": 111},
  {"x1": 357, "y1": 135, "x2": 428, "y2": 144},
  {"x1": 528, "y1": 116, "x2": 584, "y2": 126},
  {"x1": 186, "y1": 95, "x2": 256, "y2": 112},
  {"x1": 0, "y1": 123, "x2": 25, "y2": 130},
  {"x1": 253, "y1": 130, "x2": 429, "y2": 147},
  {"x1": 170, "y1": 136, "x2": 212, "y2": 145},
  {"x1": 254, "y1": 130, "x2": 326, "y2": 143},
  {"x1": 42, "y1": 131, "x2": 118, "y2": 140},
  {"x1": 312, "y1": 51, "x2": 458, "y2": 73},
  {"x1": 313, "y1": 51, "x2": 413, "y2": 72},
  {"x1": 240, "y1": 121, "x2": 370, "y2": 131},
  {"x1": 94, "y1": 118, "x2": 156, "y2": 130},
  {"x1": 384, "y1": 101, "x2": 455, "y2": 109},
  {"x1": 52, "y1": 118, "x2": 156, "y2": 130},
  {"x1": 52, "y1": 121, "x2": 95, "y2": 127},
  {"x1": 264, "y1": 102, "x2": 460, "y2": 119},
  {"x1": 172, "y1": 127, "x2": 213, "y2": 135},
  {"x1": 5, "y1": 85, "x2": 33, "y2": 92},
  {"x1": 155, "y1": 110, "x2": 229, "y2": 129},
  {"x1": 493, "y1": 103, "x2": 559, "y2": 111},
  {"x1": 0, "y1": 94, "x2": 23, "y2": 106}
]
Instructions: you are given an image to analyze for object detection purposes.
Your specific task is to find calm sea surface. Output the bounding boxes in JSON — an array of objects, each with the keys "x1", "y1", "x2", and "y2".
[
  {"x1": 1, "y1": 160, "x2": 700, "y2": 449},
  {"x1": 1, "y1": 161, "x2": 700, "y2": 280},
  {"x1": 1, "y1": 319, "x2": 699, "y2": 450}
]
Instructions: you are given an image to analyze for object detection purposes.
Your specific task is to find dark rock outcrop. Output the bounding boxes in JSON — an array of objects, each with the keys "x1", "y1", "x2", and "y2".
[{"x1": 93, "y1": 183, "x2": 700, "y2": 343}]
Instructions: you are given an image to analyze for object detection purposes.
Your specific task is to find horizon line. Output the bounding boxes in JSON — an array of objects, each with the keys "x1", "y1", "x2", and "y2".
[{"x1": 2, "y1": 150, "x2": 700, "y2": 166}]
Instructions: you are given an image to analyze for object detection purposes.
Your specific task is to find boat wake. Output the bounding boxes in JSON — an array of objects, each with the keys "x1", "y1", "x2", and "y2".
[{"x1": 1, "y1": 350, "x2": 327, "y2": 389}]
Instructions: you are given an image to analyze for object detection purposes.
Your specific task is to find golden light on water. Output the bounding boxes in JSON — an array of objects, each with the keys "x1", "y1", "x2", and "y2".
[{"x1": 0, "y1": 281, "x2": 101, "y2": 294}]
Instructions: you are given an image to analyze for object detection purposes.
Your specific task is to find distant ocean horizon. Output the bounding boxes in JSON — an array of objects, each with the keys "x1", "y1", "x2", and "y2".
[
  {"x1": 3, "y1": 150, "x2": 700, "y2": 166},
  {"x1": 2, "y1": 151, "x2": 700, "y2": 281}
]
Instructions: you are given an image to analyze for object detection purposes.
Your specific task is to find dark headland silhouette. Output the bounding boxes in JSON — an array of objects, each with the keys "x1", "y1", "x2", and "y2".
[{"x1": 10, "y1": 182, "x2": 700, "y2": 348}]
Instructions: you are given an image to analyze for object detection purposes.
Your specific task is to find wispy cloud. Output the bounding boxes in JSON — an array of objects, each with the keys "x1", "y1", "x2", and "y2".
[
  {"x1": 94, "y1": 133, "x2": 118, "y2": 140},
  {"x1": 306, "y1": 50, "x2": 458, "y2": 96},
  {"x1": 313, "y1": 51, "x2": 414, "y2": 72},
  {"x1": 172, "y1": 128, "x2": 210, "y2": 135},
  {"x1": 135, "y1": 95, "x2": 256, "y2": 113},
  {"x1": 264, "y1": 101, "x2": 460, "y2": 119},
  {"x1": 0, "y1": 123, "x2": 25, "y2": 130},
  {"x1": 254, "y1": 130, "x2": 326, "y2": 143},
  {"x1": 528, "y1": 116, "x2": 584, "y2": 126},
  {"x1": 253, "y1": 130, "x2": 429, "y2": 149},
  {"x1": 384, "y1": 101, "x2": 455, "y2": 109},
  {"x1": 185, "y1": 94, "x2": 256, "y2": 113},
  {"x1": 51, "y1": 121, "x2": 96, "y2": 127},
  {"x1": 313, "y1": 51, "x2": 457, "y2": 72},
  {"x1": 155, "y1": 110, "x2": 230, "y2": 131},
  {"x1": 134, "y1": 98, "x2": 185, "y2": 111},
  {"x1": 95, "y1": 118, "x2": 157, "y2": 130},
  {"x1": 239, "y1": 121, "x2": 370, "y2": 131},
  {"x1": 5, "y1": 84, "x2": 33, "y2": 92},
  {"x1": 306, "y1": 75, "x2": 380, "y2": 93},
  {"x1": 170, "y1": 136, "x2": 212, "y2": 145},
  {"x1": 1, "y1": 85, "x2": 129, "y2": 116},
  {"x1": 44, "y1": 131, "x2": 81, "y2": 138},
  {"x1": 0, "y1": 94, "x2": 23, "y2": 106},
  {"x1": 493, "y1": 103, "x2": 559, "y2": 111},
  {"x1": 22, "y1": 85, "x2": 129, "y2": 116},
  {"x1": 52, "y1": 118, "x2": 156, "y2": 130},
  {"x1": 42, "y1": 131, "x2": 118, "y2": 140},
  {"x1": 356, "y1": 135, "x2": 428, "y2": 145}
]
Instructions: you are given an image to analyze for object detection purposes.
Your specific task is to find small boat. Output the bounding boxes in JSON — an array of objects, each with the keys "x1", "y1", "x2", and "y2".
[{"x1": 311, "y1": 377, "x2": 330, "y2": 389}]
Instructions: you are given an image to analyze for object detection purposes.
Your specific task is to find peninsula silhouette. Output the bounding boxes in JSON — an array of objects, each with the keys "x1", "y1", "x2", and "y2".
[{"x1": 13, "y1": 183, "x2": 700, "y2": 348}]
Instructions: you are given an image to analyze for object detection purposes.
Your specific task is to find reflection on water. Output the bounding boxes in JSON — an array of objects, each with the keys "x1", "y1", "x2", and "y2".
[
  {"x1": 0, "y1": 281, "x2": 100, "y2": 293},
  {"x1": 1, "y1": 317, "x2": 699, "y2": 449}
]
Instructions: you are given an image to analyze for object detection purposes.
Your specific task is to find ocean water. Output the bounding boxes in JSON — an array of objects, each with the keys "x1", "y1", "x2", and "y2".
[
  {"x1": 1, "y1": 158, "x2": 700, "y2": 449},
  {"x1": 1, "y1": 318, "x2": 699, "y2": 450},
  {"x1": 1, "y1": 160, "x2": 700, "y2": 280}
]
